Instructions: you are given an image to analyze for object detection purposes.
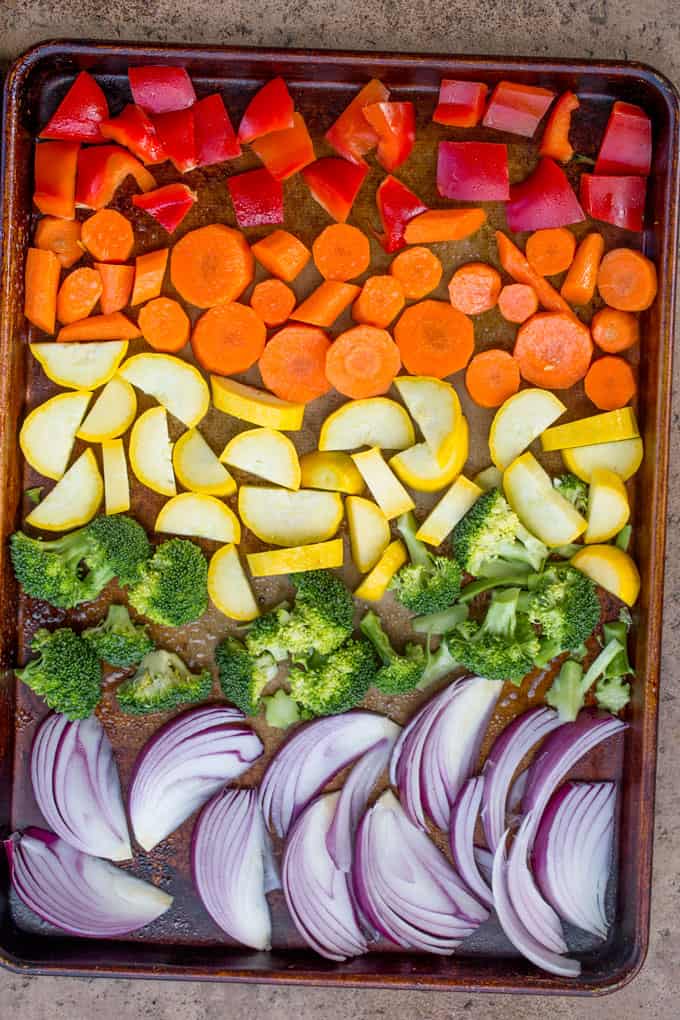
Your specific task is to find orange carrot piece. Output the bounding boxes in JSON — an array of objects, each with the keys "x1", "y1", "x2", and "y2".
[
  {"x1": 293, "y1": 281, "x2": 360, "y2": 327},
  {"x1": 250, "y1": 279, "x2": 297, "y2": 327},
  {"x1": 560, "y1": 233, "x2": 605, "y2": 305},
  {"x1": 57, "y1": 312, "x2": 141, "y2": 342},
  {"x1": 81, "y1": 209, "x2": 134, "y2": 262},
  {"x1": 404, "y1": 208, "x2": 486, "y2": 244},
  {"x1": 394, "y1": 300, "x2": 474, "y2": 378},
  {"x1": 56, "y1": 267, "x2": 103, "y2": 325},
  {"x1": 495, "y1": 231, "x2": 575, "y2": 317},
  {"x1": 34, "y1": 217, "x2": 83, "y2": 269},
  {"x1": 448, "y1": 262, "x2": 501, "y2": 315},
  {"x1": 96, "y1": 263, "x2": 134, "y2": 315},
  {"x1": 251, "y1": 229, "x2": 311, "y2": 282},
  {"x1": 584, "y1": 355, "x2": 636, "y2": 410},
  {"x1": 138, "y1": 296, "x2": 190, "y2": 352},
  {"x1": 131, "y1": 248, "x2": 168, "y2": 305},
  {"x1": 591, "y1": 308, "x2": 639, "y2": 353},
  {"x1": 465, "y1": 349, "x2": 520, "y2": 408},
  {"x1": 352, "y1": 275, "x2": 405, "y2": 328},
  {"x1": 597, "y1": 248, "x2": 658, "y2": 312},
  {"x1": 170, "y1": 224, "x2": 253, "y2": 308},
  {"x1": 191, "y1": 302, "x2": 266, "y2": 375},
  {"x1": 389, "y1": 246, "x2": 442, "y2": 300},
  {"x1": 498, "y1": 283, "x2": 539, "y2": 323},
  {"x1": 513, "y1": 312, "x2": 593, "y2": 389},
  {"x1": 24, "y1": 248, "x2": 60, "y2": 334},
  {"x1": 312, "y1": 223, "x2": 371, "y2": 282},
  {"x1": 259, "y1": 324, "x2": 331, "y2": 403},
  {"x1": 325, "y1": 325, "x2": 401, "y2": 399},
  {"x1": 525, "y1": 228, "x2": 576, "y2": 277}
]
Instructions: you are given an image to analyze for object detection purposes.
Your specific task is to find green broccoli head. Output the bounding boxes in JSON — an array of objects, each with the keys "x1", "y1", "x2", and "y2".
[
  {"x1": 289, "y1": 639, "x2": 376, "y2": 716},
  {"x1": 245, "y1": 605, "x2": 292, "y2": 662},
  {"x1": 447, "y1": 587, "x2": 540, "y2": 684},
  {"x1": 17, "y1": 627, "x2": 101, "y2": 719},
  {"x1": 80, "y1": 515, "x2": 152, "y2": 588},
  {"x1": 389, "y1": 512, "x2": 462, "y2": 614},
  {"x1": 10, "y1": 531, "x2": 90, "y2": 608},
  {"x1": 452, "y1": 488, "x2": 548, "y2": 578},
  {"x1": 128, "y1": 539, "x2": 208, "y2": 627},
  {"x1": 82, "y1": 604, "x2": 154, "y2": 668},
  {"x1": 553, "y1": 473, "x2": 588, "y2": 515},
  {"x1": 527, "y1": 566, "x2": 601, "y2": 654},
  {"x1": 360, "y1": 610, "x2": 425, "y2": 694},
  {"x1": 215, "y1": 635, "x2": 278, "y2": 715},
  {"x1": 116, "y1": 649, "x2": 212, "y2": 715},
  {"x1": 286, "y1": 570, "x2": 355, "y2": 656}
]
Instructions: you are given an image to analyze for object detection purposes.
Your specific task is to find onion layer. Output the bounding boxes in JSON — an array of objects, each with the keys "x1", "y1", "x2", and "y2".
[
  {"x1": 449, "y1": 777, "x2": 493, "y2": 909},
  {"x1": 326, "y1": 737, "x2": 395, "y2": 872}
]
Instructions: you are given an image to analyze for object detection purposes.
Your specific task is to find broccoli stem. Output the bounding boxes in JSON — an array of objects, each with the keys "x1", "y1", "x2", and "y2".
[
  {"x1": 581, "y1": 638, "x2": 624, "y2": 689},
  {"x1": 359, "y1": 611, "x2": 394, "y2": 666},
  {"x1": 615, "y1": 525, "x2": 632, "y2": 552},
  {"x1": 416, "y1": 641, "x2": 460, "y2": 690},
  {"x1": 412, "y1": 603, "x2": 469, "y2": 636},
  {"x1": 480, "y1": 587, "x2": 520, "y2": 639},
  {"x1": 459, "y1": 574, "x2": 531, "y2": 603},
  {"x1": 545, "y1": 638, "x2": 624, "y2": 722},
  {"x1": 533, "y1": 637, "x2": 564, "y2": 668},
  {"x1": 396, "y1": 512, "x2": 429, "y2": 568},
  {"x1": 263, "y1": 689, "x2": 301, "y2": 728},
  {"x1": 602, "y1": 619, "x2": 633, "y2": 677}
]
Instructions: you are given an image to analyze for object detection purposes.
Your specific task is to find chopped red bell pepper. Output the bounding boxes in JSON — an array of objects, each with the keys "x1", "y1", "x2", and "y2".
[
  {"x1": 437, "y1": 141, "x2": 510, "y2": 201},
  {"x1": 580, "y1": 174, "x2": 646, "y2": 231},
  {"x1": 100, "y1": 104, "x2": 166, "y2": 164},
  {"x1": 325, "y1": 78, "x2": 390, "y2": 164},
  {"x1": 251, "y1": 112, "x2": 315, "y2": 180},
  {"x1": 301, "y1": 157, "x2": 368, "y2": 223},
  {"x1": 34, "y1": 141, "x2": 79, "y2": 219},
  {"x1": 433, "y1": 80, "x2": 488, "y2": 127},
  {"x1": 227, "y1": 168, "x2": 284, "y2": 227},
  {"x1": 152, "y1": 108, "x2": 197, "y2": 173},
  {"x1": 594, "y1": 101, "x2": 652, "y2": 176},
  {"x1": 128, "y1": 65, "x2": 196, "y2": 115},
  {"x1": 538, "y1": 91, "x2": 580, "y2": 163},
  {"x1": 375, "y1": 175, "x2": 428, "y2": 253},
  {"x1": 483, "y1": 81, "x2": 556, "y2": 137},
  {"x1": 506, "y1": 157, "x2": 585, "y2": 231},
  {"x1": 40, "y1": 71, "x2": 109, "y2": 143},
  {"x1": 132, "y1": 182, "x2": 197, "y2": 233},
  {"x1": 194, "y1": 94, "x2": 241, "y2": 165},
  {"x1": 362, "y1": 102, "x2": 415, "y2": 172},
  {"x1": 75, "y1": 145, "x2": 157, "y2": 209},
  {"x1": 237, "y1": 78, "x2": 294, "y2": 144}
]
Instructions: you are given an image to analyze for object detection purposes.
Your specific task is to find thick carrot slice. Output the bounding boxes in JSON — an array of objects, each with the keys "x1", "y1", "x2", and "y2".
[
  {"x1": 170, "y1": 224, "x2": 253, "y2": 308},
  {"x1": 24, "y1": 248, "x2": 60, "y2": 334},
  {"x1": 404, "y1": 208, "x2": 486, "y2": 244},
  {"x1": 525, "y1": 227, "x2": 576, "y2": 276},
  {"x1": 293, "y1": 281, "x2": 360, "y2": 327},
  {"x1": 498, "y1": 283, "x2": 539, "y2": 323},
  {"x1": 591, "y1": 308, "x2": 639, "y2": 353},
  {"x1": 131, "y1": 248, "x2": 168, "y2": 305},
  {"x1": 250, "y1": 279, "x2": 297, "y2": 326},
  {"x1": 313, "y1": 223, "x2": 371, "y2": 282},
  {"x1": 191, "y1": 302, "x2": 266, "y2": 375},
  {"x1": 584, "y1": 355, "x2": 636, "y2": 410},
  {"x1": 394, "y1": 300, "x2": 474, "y2": 378},
  {"x1": 495, "y1": 231, "x2": 575, "y2": 317},
  {"x1": 352, "y1": 275, "x2": 405, "y2": 327},
  {"x1": 597, "y1": 248, "x2": 658, "y2": 312},
  {"x1": 325, "y1": 325, "x2": 401, "y2": 399},
  {"x1": 560, "y1": 233, "x2": 605, "y2": 305},
  {"x1": 56, "y1": 267, "x2": 103, "y2": 325},
  {"x1": 389, "y1": 246, "x2": 442, "y2": 300},
  {"x1": 448, "y1": 262, "x2": 501, "y2": 315},
  {"x1": 81, "y1": 209, "x2": 134, "y2": 262},
  {"x1": 251, "y1": 229, "x2": 310, "y2": 281},
  {"x1": 465, "y1": 349, "x2": 520, "y2": 408},
  {"x1": 138, "y1": 296, "x2": 190, "y2": 352},
  {"x1": 96, "y1": 263, "x2": 134, "y2": 314},
  {"x1": 259, "y1": 324, "x2": 331, "y2": 403},
  {"x1": 57, "y1": 312, "x2": 141, "y2": 341},
  {"x1": 513, "y1": 312, "x2": 592, "y2": 389},
  {"x1": 34, "y1": 217, "x2": 83, "y2": 269}
]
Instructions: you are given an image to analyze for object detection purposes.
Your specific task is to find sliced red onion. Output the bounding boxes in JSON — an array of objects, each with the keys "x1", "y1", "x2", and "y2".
[
  {"x1": 449, "y1": 777, "x2": 493, "y2": 909},
  {"x1": 354, "y1": 790, "x2": 488, "y2": 955},
  {"x1": 474, "y1": 846, "x2": 493, "y2": 884},
  {"x1": 260, "y1": 711, "x2": 400, "y2": 838},
  {"x1": 282, "y1": 793, "x2": 368, "y2": 961},
  {"x1": 507, "y1": 811, "x2": 567, "y2": 954},
  {"x1": 534, "y1": 781, "x2": 616, "y2": 939},
  {"x1": 129, "y1": 706, "x2": 263, "y2": 851},
  {"x1": 390, "y1": 675, "x2": 502, "y2": 831},
  {"x1": 5, "y1": 828, "x2": 172, "y2": 937},
  {"x1": 30, "y1": 713, "x2": 131, "y2": 861},
  {"x1": 326, "y1": 736, "x2": 396, "y2": 872}
]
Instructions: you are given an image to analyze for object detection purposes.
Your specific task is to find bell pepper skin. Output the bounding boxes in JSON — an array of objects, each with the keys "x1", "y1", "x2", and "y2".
[
  {"x1": 237, "y1": 77, "x2": 294, "y2": 144},
  {"x1": 227, "y1": 168, "x2": 284, "y2": 227},
  {"x1": 538, "y1": 91, "x2": 580, "y2": 163},
  {"x1": 375, "y1": 175, "x2": 427, "y2": 252},
  {"x1": 251, "y1": 112, "x2": 315, "y2": 180},
  {"x1": 128, "y1": 65, "x2": 196, "y2": 115},
  {"x1": 325, "y1": 78, "x2": 390, "y2": 164},
  {"x1": 40, "y1": 71, "x2": 109, "y2": 143},
  {"x1": 100, "y1": 104, "x2": 166, "y2": 164},
  {"x1": 506, "y1": 157, "x2": 585, "y2": 231},
  {"x1": 34, "y1": 141, "x2": 79, "y2": 219},
  {"x1": 152, "y1": 108, "x2": 197, "y2": 173},
  {"x1": 301, "y1": 157, "x2": 368, "y2": 223},
  {"x1": 437, "y1": 141, "x2": 510, "y2": 201},
  {"x1": 194, "y1": 94, "x2": 241, "y2": 165},
  {"x1": 75, "y1": 145, "x2": 157, "y2": 209},
  {"x1": 594, "y1": 101, "x2": 652, "y2": 176},
  {"x1": 580, "y1": 175, "x2": 646, "y2": 231},
  {"x1": 362, "y1": 102, "x2": 415, "y2": 172},
  {"x1": 132, "y1": 182, "x2": 197, "y2": 233},
  {"x1": 433, "y1": 80, "x2": 488, "y2": 127},
  {"x1": 483, "y1": 81, "x2": 555, "y2": 137}
]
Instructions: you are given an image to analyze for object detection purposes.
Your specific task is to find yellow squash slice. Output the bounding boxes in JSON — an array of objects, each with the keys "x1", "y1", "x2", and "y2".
[
  {"x1": 346, "y1": 496, "x2": 391, "y2": 573},
  {"x1": 155, "y1": 493, "x2": 241, "y2": 544},
  {"x1": 540, "y1": 407, "x2": 639, "y2": 452},
  {"x1": 394, "y1": 376, "x2": 462, "y2": 465},
  {"x1": 503, "y1": 452, "x2": 586, "y2": 547},
  {"x1": 299, "y1": 451, "x2": 365, "y2": 495},
  {"x1": 208, "y1": 544, "x2": 259, "y2": 622},
  {"x1": 129, "y1": 406, "x2": 176, "y2": 497},
  {"x1": 571, "y1": 545, "x2": 640, "y2": 606},
  {"x1": 489, "y1": 388, "x2": 566, "y2": 470},
  {"x1": 102, "y1": 439, "x2": 130, "y2": 515},
  {"x1": 415, "y1": 475, "x2": 482, "y2": 547},
  {"x1": 20, "y1": 391, "x2": 91, "y2": 480},
  {"x1": 584, "y1": 468, "x2": 631, "y2": 544},
  {"x1": 30, "y1": 340, "x2": 128, "y2": 390},
  {"x1": 351, "y1": 447, "x2": 415, "y2": 520},
  {"x1": 238, "y1": 487, "x2": 343, "y2": 546},
  {"x1": 26, "y1": 449, "x2": 103, "y2": 531},
  {"x1": 172, "y1": 429, "x2": 236, "y2": 497},
  {"x1": 319, "y1": 398, "x2": 415, "y2": 452},
  {"x1": 211, "y1": 376, "x2": 304, "y2": 431},
  {"x1": 390, "y1": 416, "x2": 469, "y2": 493},
  {"x1": 247, "y1": 539, "x2": 343, "y2": 577},
  {"x1": 119, "y1": 353, "x2": 209, "y2": 428},
  {"x1": 76, "y1": 376, "x2": 137, "y2": 442},
  {"x1": 561, "y1": 436, "x2": 643, "y2": 483},
  {"x1": 221, "y1": 428, "x2": 300, "y2": 490},
  {"x1": 473, "y1": 465, "x2": 503, "y2": 491},
  {"x1": 354, "y1": 540, "x2": 408, "y2": 601}
]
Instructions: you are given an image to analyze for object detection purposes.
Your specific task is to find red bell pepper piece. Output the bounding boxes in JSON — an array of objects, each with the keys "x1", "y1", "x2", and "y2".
[
  {"x1": 100, "y1": 105, "x2": 166, "y2": 164},
  {"x1": 251, "y1": 113, "x2": 315, "y2": 180},
  {"x1": 237, "y1": 78, "x2": 294, "y2": 144},
  {"x1": 375, "y1": 175, "x2": 428, "y2": 253},
  {"x1": 437, "y1": 141, "x2": 510, "y2": 201},
  {"x1": 128, "y1": 66, "x2": 196, "y2": 115},
  {"x1": 301, "y1": 157, "x2": 368, "y2": 223},
  {"x1": 506, "y1": 157, "x2": 585, "y2": 231},
  {"x1": 538, "y1": 91, "x2": 580, "y2": 163},
  {"x1": 227, "y1": 168, "x2": 284, "y2": 227},
  {"x1": 594, "y1": 101, "x2": 652, "y2": 176},
  {"x1": 194, "y1": 94, "x2": 241, "y2": 165},
  {"x1": 152, "y1": 108, "x2": 197, "y2": 173},
  {"x1": 433, "y1": 80, "x2": 488, "y2": 127},
  {"x1": 132, "y1": 182, "x2": 197, "y2": 233},
  {"x1": 362, "y1": 102, "x2": 415, "y2": 172},
  {"x1": 580, "y1": 175, "x2": 646, "y2": 231},
  {"x1": 75, "y1": 145, "x2": 157, "y2": 210},
  {"x1": 40, "y1": 71, "x2": 109, "y2": 143},
  {"x1": 483, "y1": 81, "x2": 556, "y2": 137},
  {"x1": 34, "y1": 141, "x2": 79, "y2": 219},
  {"x1": 325, "y1": 79, "x2": 390, "y2": 164}
]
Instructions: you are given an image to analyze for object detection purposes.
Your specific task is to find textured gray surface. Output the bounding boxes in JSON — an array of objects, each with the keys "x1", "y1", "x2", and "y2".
[{"x1": 1, "y1": 1, "x2": 679, "y2": 1016}]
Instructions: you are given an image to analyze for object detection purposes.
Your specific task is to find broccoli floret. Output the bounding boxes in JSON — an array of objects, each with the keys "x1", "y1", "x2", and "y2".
[
  {"x1": 82, "y1": 604, "x2": 154, "y2": 668},
  {"x1": 116, "y1": 649, "x2": 212, "y2": 715},
  {"x1": 526, "y1": 565, "x2": 601, "y2": 657},
  {"x1": 601, "y1": 612, "x2": 634, "y2": 679},
  {"x1": 128, "y1": 539, "x2": 208, "y2": 627},
  {"x1": 16, "y1": 627, "x2": 101, "y2": 719},
  {"x1": 412, "y1": 602, "x2": 469, "y2": 636},
  {"x1": 545, "y1": 637, "x2": 624, "y2": 722},
  {"x1": 594, "y1": 675, "x2": 631, "y2": 714},
  {"x1": 262, "y1": 689, "x2": 303, "y2": 728},
  {"x1": 553, "y1": 474, "x2": 588, "y2": 514},
  {"x1": 388, "y1": 512, "x2": 462, "y2": 614},
  {"x1": 287, "y1": 570, "x2": 355, "y2": 656},
  {"x1": 289, "y1": 639, "x2": 376, "y2": 716},
  {"x1": 245, "y1": 605, "x2": 292, "y2": 662},
  {"x1": 215, "y1": 635, "x2": 278, "y2": 715},
  {"x1": 360, "y1": 610, "x2": 426, "y2": 694},
  {"x1": 451, "y1": 488, "x2": 548, "y2": 579},
  {"x1": 447, "y1": 587, "x2": 540, "y2": 684}
]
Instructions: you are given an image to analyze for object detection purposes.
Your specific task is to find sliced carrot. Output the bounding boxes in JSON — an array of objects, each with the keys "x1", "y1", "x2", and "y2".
[
  {"x1": 498, "y1": 283, "x2": 539, "y2": 323},
  {"x1": 495, "y1": 231, "x2": 575, "y2": 317},
  {"x1": 312, "y1": 224, "x2": 371, "y2": 282},
  {"x1": 560, "y1": 233, "x2": 605, "y2": 305},
  {"x1": 57, "y1": 312, "x2": 141, "y2": 342},
  {"x1": 250, "y1": 279, "x2": 297, "y2": 327},
  {"x1": 584, "y1": 355, "x2": 636, "y2": 410},
  {"x1": 465, "y1": 349, "x2": 520, "y2": 408},
  {"x1": 191, "y1": 302, "x2": 266, "y2": 375},
  {"x1": 170, "y1": 224, "x2": 253, "y2": 308},
  {"x1": 448, "y1": 262, "x2": 501, "y2": 315},
  {"x1": 251, "y1": 229, "x2": 311, "y2": 282},
  {"x1": 138, "y1": 296, "x2": 190, "y2": 352},
  {"x1": 34, "y1": 217, "x2": 83, "y2": 269},
  {"x1": 597, "y1": 248, "x2": 658, "y2": 312},
  {"x1": 293, "y1": 281, "x2": 360, "y2": 327},
  {"x1": 24, "y1": 248, "x2": 60, "y2": 334},
  {"x1": 326, "y1": 325, "x2": 401, "y2": 399},
  {"x1": 404, "y1": 208, "x2": 486, "y2": 244},
  {"x1": 352, "y1": 275, "x2": 405, "y2": 327},
  {"x1": 56, "y1": 267, "x2": 103, "y2": 325},
  {"x1": 259, "y1": 324, "x2": 331, "y2": 403},
  {"x1": 389, "y1": 246, "x2": 442, "y2": 300},
  {"x1": 513, "y1": 312, "x2": 592, "y2": 389},
  {"x1": 525, "y1": 228, "x2": 576, "y2": 277},
  {"x1": 591, "y1": 308, "x2": 639, "y2": 353},
  {"x1": 131, "y1": 248, "x2": 168, "y2": 306},
  {"x1": 81, "y1": 209, "x2": 134, "y2": 262},
  {"x1": 96, "y1": 263, "x2": 134, "y2": 315},
  {"x1": 394, "y1": 300, "x2": 474, "y2": 378}
]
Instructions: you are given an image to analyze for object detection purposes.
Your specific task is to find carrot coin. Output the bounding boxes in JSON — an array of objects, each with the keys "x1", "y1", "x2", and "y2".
[
  {"x1": 250, "y1": 278, "x2": 297, "y2": 326},
  {"x1": 312, "y1": 223, "x2": 370, "y2": 281},
  {"x1": 584, "y1": 355, "x2": 636, "y2": 410},
  {"x1": 513, "y1": 311, "x2": 593, "y2": 389},
  {"x1": 326, "y1": 325, "x2": 401, "y2": 399},
  {"x1": 352, "y1": 275, "x2": 405, "y2": 328},
  {"x1": 465, "y1": 349, "x2": 520, "y2": 408},
  {"x1": 591, "y1": 307, "x2": 639, "y2": 353},
  {"x1": 171, "y1": 224, "x2": 254, "y2": 308},
  {"x1": 56, "y1": 268, "x2": 103, "y2": 325},
  {"x1": 191, "y1": 302, "x2": 266, "y2": 374},
  {"x1": 497, "y1": 283, "x2": 539, "y2": 324},
  {"x1": 390, "y1": 246, "x2": 442, "y2": 300},
  {"x1": 259, "y1": 324, "x2": 332, "y2": 403},
  {"x1": 597, "y1": 248, "x2": 658, "y2": 311},
  {"x1": 525, "y1": 227, "x2": 576, "y2": 276},
  {"x1": 448, "y1": 262, "x2": 501, "y2": 315},
  {"x1": 139, "y1": 297, "x2": 190, "y2": 352},
  {"x1": 394, "y1": 299, "x2": 474, "y2": 378},
  {"x1": 81, "y1": 209, "x2": 134, "y2": 262}
]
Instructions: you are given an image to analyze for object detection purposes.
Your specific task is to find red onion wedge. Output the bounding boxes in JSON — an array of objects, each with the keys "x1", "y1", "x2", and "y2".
[
  {"x1": 31, "y1": 713, "x2": 131, "y2": 861},
  {"x1": 354, "y1": 790, "x2": 488, "y2": 954},
  {"x1": 390, "y1": 675, "x2": 502, "y2": 831},
  {"x1": 4, "y1": 828, "x2": 172, "y2": 937},
  {"x1": 129, "y1": 706, "x2": 263, "y2": 851},
  {"x1": 260, "y1": 711, "x2": 400, "y2": 838},
  {"x1": 507, "y1": 811, "x2": 567, "y2": 954},
  {"x1": 450, "y1": 777, "x2": 493, "y2": 909},
  {"x1": 282, "y1": 793, "x2": 369, "y2": 961},
  {"x1": 534, "y1": 781, "x2": 616, "y2": 939},
  {"x1": 326, "y1": 736, "x2": 396, "y2": 872}
]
